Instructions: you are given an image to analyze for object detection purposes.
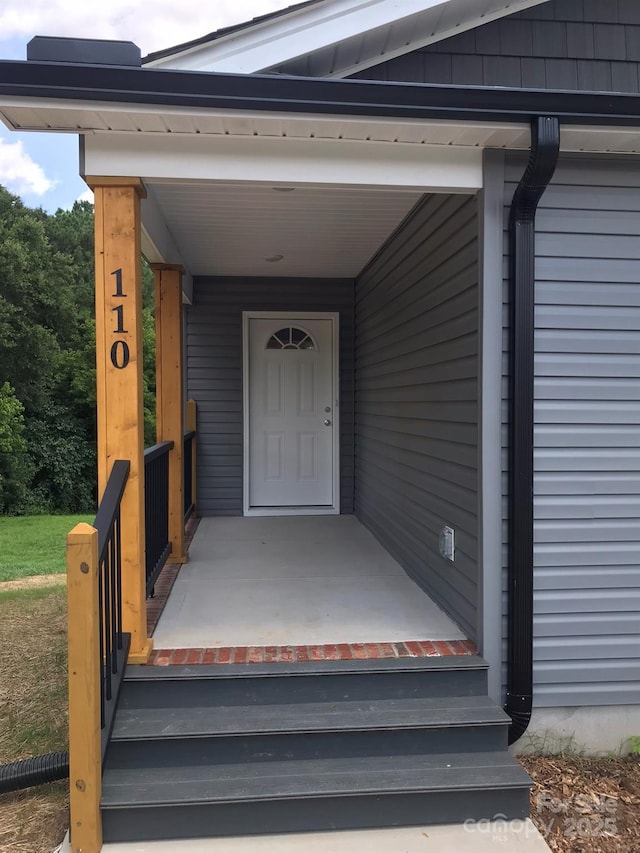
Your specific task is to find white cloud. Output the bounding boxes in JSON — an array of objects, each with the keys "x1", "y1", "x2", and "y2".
[
  {"x1": 0, "y1": 138, "x2": 56, "y2": 196},
  {"x1": 76, "y1": 188, "x2": 93, "y2": 204},
  {"x1": 0, "y1": 0, "x2": 293, "y2": 56}
]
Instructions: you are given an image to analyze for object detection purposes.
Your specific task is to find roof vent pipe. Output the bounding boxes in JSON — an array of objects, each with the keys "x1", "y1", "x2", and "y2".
[{"x1": 505, "y1": 116, "x2": 560, "y2": 745}]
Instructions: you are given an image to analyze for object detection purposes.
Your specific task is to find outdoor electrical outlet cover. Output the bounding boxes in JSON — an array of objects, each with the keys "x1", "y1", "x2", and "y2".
[{"x1": 439, "y1": 526, "x2": 455, "y2": 561}]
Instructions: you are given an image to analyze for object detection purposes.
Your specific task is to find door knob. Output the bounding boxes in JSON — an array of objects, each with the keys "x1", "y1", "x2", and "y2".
[{"x1": 324, "y1": 419, "x2": 331, "y2": 426}]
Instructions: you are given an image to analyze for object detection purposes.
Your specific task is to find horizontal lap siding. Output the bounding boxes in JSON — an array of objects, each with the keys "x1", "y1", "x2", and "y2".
[
  {"x1": 355, "y1": 194, "x2": 480, "y2": 641},
  {"x1": 352, "y1": 0, "x2": 640, "y2": 94},
  {"x1": 503, "y1": 156, "x2": 640, "y2": 706},
  {"x1": 187, "y1": 277, "x2": 355, "y2": 515}
]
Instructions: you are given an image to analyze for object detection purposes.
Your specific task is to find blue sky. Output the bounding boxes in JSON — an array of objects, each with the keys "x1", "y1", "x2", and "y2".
[{"x1": 0, "y1": 1, "x2": 291, "y2": 212}]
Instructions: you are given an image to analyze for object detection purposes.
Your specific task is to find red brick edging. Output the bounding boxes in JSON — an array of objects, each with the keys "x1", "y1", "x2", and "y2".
[{"x1": 148, "y1": 639, "x2": 477, "y2": 666}]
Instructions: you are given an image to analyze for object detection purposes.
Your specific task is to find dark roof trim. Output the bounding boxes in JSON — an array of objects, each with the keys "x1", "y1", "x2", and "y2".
[
  {"x1": 2, "y1": 59, "x2": 640, "y2": 126},
  {"x1": 143, "y1": 0, "x2": 323, "y2": 64}
]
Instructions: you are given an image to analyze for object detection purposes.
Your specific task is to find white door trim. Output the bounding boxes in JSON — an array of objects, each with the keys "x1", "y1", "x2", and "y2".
[{"x1": 242, "y1": 311, "x2": 340, "y2": 517}]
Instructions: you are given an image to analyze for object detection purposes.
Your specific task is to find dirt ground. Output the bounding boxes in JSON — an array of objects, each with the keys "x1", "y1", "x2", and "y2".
[
  {"x1": 522, "y1": 754, "x2": 640, "y2": 852},
  {"x1": 0, "y1": 575, "x2": 66, "y2": 592},
  {"x1": 0, "y1": 587, "x2": 69, "y2": 853}
]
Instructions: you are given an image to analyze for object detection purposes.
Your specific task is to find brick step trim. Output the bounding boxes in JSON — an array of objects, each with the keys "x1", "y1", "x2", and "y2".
[{"x1": 149, "y1": 639, "x2": 477, "y2": 666}]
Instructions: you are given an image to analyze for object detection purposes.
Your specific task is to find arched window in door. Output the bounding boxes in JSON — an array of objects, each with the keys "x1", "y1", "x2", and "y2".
[{"x1": 266, "y1": 327, "x2": 316, "y2": 351}]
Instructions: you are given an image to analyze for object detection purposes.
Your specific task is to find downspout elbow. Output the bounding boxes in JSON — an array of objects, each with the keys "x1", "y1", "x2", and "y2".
[{"x1": 505, "y1": 693, "x2": 533, "y2": 745}]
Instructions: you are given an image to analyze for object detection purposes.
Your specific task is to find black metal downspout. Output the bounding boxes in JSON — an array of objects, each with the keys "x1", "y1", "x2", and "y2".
[{"x1": 506, "y1": 116, "x2": 560, "y2": 745}]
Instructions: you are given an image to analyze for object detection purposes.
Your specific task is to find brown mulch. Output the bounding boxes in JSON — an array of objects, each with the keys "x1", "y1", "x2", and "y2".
[{"x1": 521, "y1": 755, "x2": 640, "y2": 852}]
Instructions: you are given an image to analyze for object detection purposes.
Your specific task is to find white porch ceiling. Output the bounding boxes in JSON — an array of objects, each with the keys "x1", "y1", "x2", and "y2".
[{"x1": 147, "y1": 182, "x2": 423, "y2": 278}]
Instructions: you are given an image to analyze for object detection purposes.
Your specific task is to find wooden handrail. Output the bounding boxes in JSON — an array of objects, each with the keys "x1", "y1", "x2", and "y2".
[{"x1": 67, "y1": 522, "x2": 102, "y2": 853}]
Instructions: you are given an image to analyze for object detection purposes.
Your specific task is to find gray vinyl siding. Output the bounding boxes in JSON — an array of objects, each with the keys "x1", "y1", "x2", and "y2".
[
  {"x1": 502, "y1": 155, "x2": 640, "y2": 706},
  {"x1": 354, "y1": 194, "x2": 480, "y2": 641},
  {"x1": 186, "y1": 277, "x2": 355, "y2": 516},
  {"x1": 351, "y1": 0, "x2": 640, "y2": 93}
]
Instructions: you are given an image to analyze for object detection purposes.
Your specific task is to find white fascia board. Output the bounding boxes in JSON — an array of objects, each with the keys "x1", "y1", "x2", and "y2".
[
  {"x1": 83, "y1": 132, "x2": 483, "y2": 193},
  {"x1": 145, "y1": 0, "x2": 549, "y2": 76},
  {"x1": 141, "y1": 185, "x2": 193, "y2": 304}
]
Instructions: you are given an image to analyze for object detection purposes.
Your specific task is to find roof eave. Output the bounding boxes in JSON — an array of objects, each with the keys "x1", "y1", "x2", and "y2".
[{"x1": 1, "y1": 60, "x2": 640, "y2": 127}]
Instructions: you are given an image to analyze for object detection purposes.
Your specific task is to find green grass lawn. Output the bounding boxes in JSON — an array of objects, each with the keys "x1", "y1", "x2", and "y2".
[{"x1": 0, "y1": 515, "x2": 93, "y2": 582}]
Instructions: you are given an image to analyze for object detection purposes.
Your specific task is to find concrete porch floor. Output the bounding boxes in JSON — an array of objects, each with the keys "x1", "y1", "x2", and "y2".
[{"x1": 152, "y1": 516, "x2": 466, "y2": 649}]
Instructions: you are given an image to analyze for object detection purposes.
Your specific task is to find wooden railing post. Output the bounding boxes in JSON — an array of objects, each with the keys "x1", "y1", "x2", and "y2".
[
  {"x1": 152, "y1": 264, "x2": 186, "y2": 563},
  {"x1": 67, "y1": 522, "x2": 102, "y2": 853},
  {"x1": 186, "y1": 399, "x2": 197, "y2": 514}
]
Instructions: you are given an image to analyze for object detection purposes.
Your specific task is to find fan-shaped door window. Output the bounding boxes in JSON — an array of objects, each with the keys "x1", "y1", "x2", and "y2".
[{"x1": 266, "y1": 327, "x2": 316, "y2": 350}]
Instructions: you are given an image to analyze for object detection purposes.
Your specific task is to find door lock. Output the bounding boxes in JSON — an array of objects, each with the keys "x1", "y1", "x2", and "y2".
[{"x1": 325, "y1": 406, "x2": 331, "y2": 413}]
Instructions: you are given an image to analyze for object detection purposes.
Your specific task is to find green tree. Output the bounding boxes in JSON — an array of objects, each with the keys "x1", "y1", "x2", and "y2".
[
  {"x1": 0, "y1": 186, "x2": 156, "y2": 514},
  {"x1": 0, "y1": 382, "x2": 30, "y2": 513}
]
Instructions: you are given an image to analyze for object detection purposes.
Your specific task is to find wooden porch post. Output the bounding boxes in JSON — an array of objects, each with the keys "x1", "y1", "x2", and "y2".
[
  {"x1": 90, "y1": 177, "x2": 152, "y2": 663},
  {"x1": 67, "y1": 522, "x2": 102, "y2": 853},
  {"x1": 152, "y1": 264, "x2": 187, "y2": 563}
]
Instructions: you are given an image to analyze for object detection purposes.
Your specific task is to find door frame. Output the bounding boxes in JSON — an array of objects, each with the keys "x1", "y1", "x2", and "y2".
[{"x1": 242, "y1": 310, "x2": 340, "y2": 517}]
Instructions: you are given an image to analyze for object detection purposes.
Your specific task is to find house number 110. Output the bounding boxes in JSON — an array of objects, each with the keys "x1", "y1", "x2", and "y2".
[{"x1": 110, "y1": 268, "x2": 130, "y2": 369}]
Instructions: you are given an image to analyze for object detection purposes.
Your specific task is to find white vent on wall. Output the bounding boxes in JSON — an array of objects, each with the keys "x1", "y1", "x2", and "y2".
[{"x1": 439, "y1": 526, "x2": 455, "y2": 562}]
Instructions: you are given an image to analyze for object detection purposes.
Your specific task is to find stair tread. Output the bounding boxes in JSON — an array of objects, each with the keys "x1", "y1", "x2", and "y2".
[
  {"x1": 124, "y1": 655, "x2": 487, "y2": 681},
  {"x1": 112, "y1": 694, "x2": 509, "y2": 740},
  {"x1": 101, "y1": 751, "x2": 531, "y2": 807}
]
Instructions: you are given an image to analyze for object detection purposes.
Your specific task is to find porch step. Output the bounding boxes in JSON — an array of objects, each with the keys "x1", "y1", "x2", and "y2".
[
  {"x1": 112, "y1": 694, "x2": 508, "y2": 739},
  {"x1": 101, "y1": 752, "x2": 530, "y2": 842},
  {"x1": 101, "y1": 655, "x2": 531, "y2": 842},
  {"x1": 118, "y1": 655, "x2": 490, "y2": 706}
]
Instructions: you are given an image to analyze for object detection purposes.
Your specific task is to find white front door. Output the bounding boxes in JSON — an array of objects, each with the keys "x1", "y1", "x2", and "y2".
[{"x1": 246, "y1": 315, "x2": 337, "y2": 511}]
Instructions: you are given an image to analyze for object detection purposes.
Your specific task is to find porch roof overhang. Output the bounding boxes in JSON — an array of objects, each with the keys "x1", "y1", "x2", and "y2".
[
  {"x1": 3, "y1": 58, "x2": 640, "y2": 286},
  {"x1": 3, "y1": 59, "x2": 640, "y2": 127}
]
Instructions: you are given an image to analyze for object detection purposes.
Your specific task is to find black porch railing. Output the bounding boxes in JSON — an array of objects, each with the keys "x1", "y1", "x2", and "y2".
[
  {"x1": 144, "y1": 440, "x2": 173, "y2": 596},
  {"x1": 184, "y1": 429, "x2": 196, "y2": 520},
  {"x1": 93, "y1": 459, "x2": 131, "y2": 761}
]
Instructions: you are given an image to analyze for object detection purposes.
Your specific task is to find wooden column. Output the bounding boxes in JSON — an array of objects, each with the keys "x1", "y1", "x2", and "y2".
[
  {"x1": 90, "y1": 177, "x2": 151, "y2": 663},
  {"x1": 67, "y1": 522, "x2": 102, "y2": 853},
  {"x1": 152, "y1": 264, "x2": 187, "y2": 563}
]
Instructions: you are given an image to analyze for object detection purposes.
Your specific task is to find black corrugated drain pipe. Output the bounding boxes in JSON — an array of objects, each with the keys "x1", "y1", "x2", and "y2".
[
  {"x1": 0, "y1": 751, "x2": 69, "y2": 794},
  {"x1": 506, "y1": 116, "x2": 560, "y2": 745}
]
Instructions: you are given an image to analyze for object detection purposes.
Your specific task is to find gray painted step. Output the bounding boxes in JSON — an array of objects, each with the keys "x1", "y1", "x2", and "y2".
[
  {"x1": 102, "y1": 788, "x2": 530, "y2": 843},
  {"x1": 111, "y1": 694, "x2": 508, "y2": 740},
  {"x1": 101, "y1": 753, "x2": 530, "y2": 842},
  {"x1": 102, "y1": 751, "x2": 530, "y2": 806},
  {"x1": 103, "y1": 656, "x2": 530, "y2": 842},
  {"x1": 121, "y1": 656, "x2": 489, "y2": 707},
  {"x1": 105, "y1": 724, "x2": 508, "y2": 769},
  {"x1": 105, "y1": 694, "x2": 509, "y2": 768},
  {"x1": 125, "y1": 656, "x2": 488, "y2": 680}
]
